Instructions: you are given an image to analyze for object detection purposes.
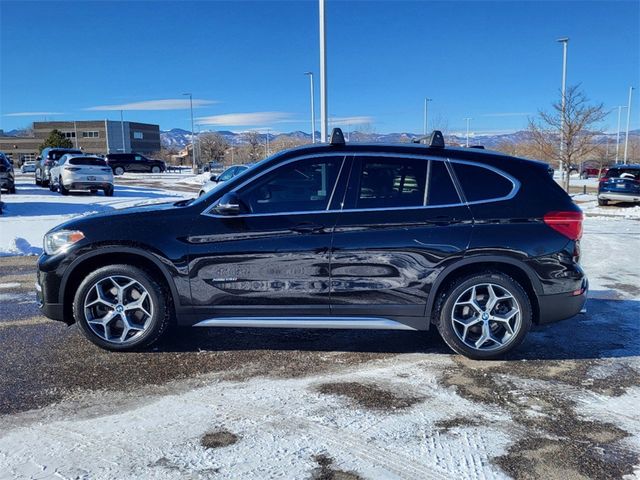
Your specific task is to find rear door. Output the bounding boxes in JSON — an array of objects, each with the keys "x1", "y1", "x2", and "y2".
[{"x1": 330, "y1": 154, "x2": 473, "y2": 328}]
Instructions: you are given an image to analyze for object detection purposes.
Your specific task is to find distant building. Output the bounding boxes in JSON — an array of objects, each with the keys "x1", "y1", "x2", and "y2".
[{"x1": 0, "y1": 120, "x2": 160, "y2": 164}]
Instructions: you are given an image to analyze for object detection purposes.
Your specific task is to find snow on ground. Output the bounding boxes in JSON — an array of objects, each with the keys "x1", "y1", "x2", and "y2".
[{"x1": 0, "y1": 175, "x2": 192, "y2": 257}]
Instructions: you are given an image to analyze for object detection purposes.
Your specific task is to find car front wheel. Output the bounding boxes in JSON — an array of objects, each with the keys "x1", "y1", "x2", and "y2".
[
  {"x1": 151, "y1": 166, "x2": 161, "y2": 174},
  {"x1": 435, "y1": 272, "x2": 532, "y2": 360},
  {"x1": 598, "y1": 198, "x2": 609, "y2": 206},
  {"x1": 73, "y1": 265, "x2": 170, "y2": 351}
]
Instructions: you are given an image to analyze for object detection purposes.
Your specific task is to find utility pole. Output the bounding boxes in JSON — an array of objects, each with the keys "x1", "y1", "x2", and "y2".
[
  {"x1": 423, "y1": 98, "x2": 432, "y2": 136},
  {"x1": 464, "y1": 117, "x2": 472, "y2": 147},
  {"x1": 623, "y1": 86, "x2": 634, "y2": 164},
  {"x1": 183, "y1": 93, "x2": 197, "y2": 173},
  {"x1": 319, "y1": 0, "x2": 328, "y2": 143},
  {"x1": 304, "y1": 72, "x2": 316, "y2": 143},
  {"x1": 557, "y1": 37, "x2": 569, "y2": 185},
  {"x1": 120, "y1": 110, "x2": 126, "y2": 152}
]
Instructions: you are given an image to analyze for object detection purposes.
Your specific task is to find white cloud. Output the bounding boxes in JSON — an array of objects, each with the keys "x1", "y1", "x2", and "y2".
[
  {"x1": 329, "y1": 116, "x2": 374, "y2": 126},
  {"x1": 197, "y1": 112, "x2": 293, "y2": 126},
  {"x1": 4, "y1": 112, "x2": 64, "y2": 117},
  {"x1": 85, "y1": 99, "x2": 217, "y2": 111}
]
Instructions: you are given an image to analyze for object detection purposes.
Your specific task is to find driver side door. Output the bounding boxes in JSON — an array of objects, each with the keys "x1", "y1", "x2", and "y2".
[{"x1": 187, "y1": 155, "x2": 348, "y2": 319}]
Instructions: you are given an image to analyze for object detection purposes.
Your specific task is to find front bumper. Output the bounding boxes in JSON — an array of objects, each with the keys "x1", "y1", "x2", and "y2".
[
  {"x1": 598, "y1": 192, "x2": 640, "y2": 203},
  {"x1": 537, "y1": 278, "x2": 588, "y2": 324},
  {"x1": 36, "y1": 259, "x2": 71, "y2": 324}
]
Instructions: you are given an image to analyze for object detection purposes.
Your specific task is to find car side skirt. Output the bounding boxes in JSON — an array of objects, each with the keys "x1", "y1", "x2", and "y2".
[{"x1": 193, "y1": 316, "x2": 417, "y2": 330}]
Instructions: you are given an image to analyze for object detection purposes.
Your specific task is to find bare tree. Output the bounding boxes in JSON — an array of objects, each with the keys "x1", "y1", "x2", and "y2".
[
  {"x1": 198, "y1": 133, "x2": 229, "y2": 165},
  {"x1": 528, "y1": 85, "x2": 608, "y2": 191},
  {"x1": 243, "y1": 131, "x2": 263, "y2": 163}
]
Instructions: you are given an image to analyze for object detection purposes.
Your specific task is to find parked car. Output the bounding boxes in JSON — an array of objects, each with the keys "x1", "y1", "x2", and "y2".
[
  {"x1": 36, "y1": 148, "x2": 82, "y2": 187},
  {"x1": 49, "y1": 154, "x2": 114, "y2": 196},
  {"x1": 0, "y1": 152, "x2": 16, "y2": 194},
  {"x1": 37, "y1": 128, "x2": 587, "y2": 359},
  {"x1": 597, "y1": 164, "x2": 640, "y2": 206},
  {"x1": 21, "y1": 161, "x2": 37, "y2": 174},
  {"x1": 105, "y1": 153, "x2": 166, "y2": 175},
  {"x1": 199, "y1": 164, "x2": 250, "y2": 196},
  {"x1": 580, "y1": 167, "x2": 606, "y2": 179}
]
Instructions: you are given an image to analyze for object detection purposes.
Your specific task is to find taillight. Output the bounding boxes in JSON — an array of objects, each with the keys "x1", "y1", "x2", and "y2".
[{"x1": 543, "y1": 211, "x2": 583, "y2": 240}]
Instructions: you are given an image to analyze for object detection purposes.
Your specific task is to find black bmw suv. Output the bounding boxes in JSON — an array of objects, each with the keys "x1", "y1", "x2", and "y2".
[{"x1": 36, "y1": 129, "x2": 587, "y2": 359}]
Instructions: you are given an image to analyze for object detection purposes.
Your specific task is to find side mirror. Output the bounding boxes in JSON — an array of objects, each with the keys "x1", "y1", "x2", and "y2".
[
  {"x1": 53, "y1": 161, "x2": 59, "y2": 167},
  {"x1": 213, "y1": 192, "x2": 241, "y2": 216},
  {"x1": 210, "y1": 175, "x2": 217, "y2": 182}
]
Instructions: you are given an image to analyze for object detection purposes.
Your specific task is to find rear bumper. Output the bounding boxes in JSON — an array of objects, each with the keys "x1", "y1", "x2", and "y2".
[
  {"x1": 537, "y1": 278, "x2": 588, "y2": 324},
  {"x1": 599, "y1": 192, "x2": 640, "y2": 202},
  {"x1": 63, "y1": 181, "x2": 112, "y2": 190}
]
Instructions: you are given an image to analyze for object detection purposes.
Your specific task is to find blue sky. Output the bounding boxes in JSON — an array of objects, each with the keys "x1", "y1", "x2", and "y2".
[{"x1": 1, "y1": 0, "x2": 639, "y2": 135}]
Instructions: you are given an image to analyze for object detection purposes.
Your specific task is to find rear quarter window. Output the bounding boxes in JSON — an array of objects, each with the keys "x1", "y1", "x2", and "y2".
[{"x1": 452, "y1": 162, "x2": 514, "y2": 202}]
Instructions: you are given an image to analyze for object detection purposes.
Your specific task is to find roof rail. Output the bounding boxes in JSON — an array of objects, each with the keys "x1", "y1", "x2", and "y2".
[
  {"x1": 412, "y1": 130, "x2": 445, "y2": 148},
  {"x1": 329, "y1": 127, "x2": 345, "y2": 146}
]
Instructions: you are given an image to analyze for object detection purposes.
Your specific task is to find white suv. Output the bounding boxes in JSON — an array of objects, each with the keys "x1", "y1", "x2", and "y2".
[{"x1": 50, "y1": 154, "x2": 114, "y2": 196}]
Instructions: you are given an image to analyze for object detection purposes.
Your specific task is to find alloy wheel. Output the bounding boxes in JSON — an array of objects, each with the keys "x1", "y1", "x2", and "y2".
[
  {"x1": 450, "y1": 283, "x2": 521, "y2": 352},
  {"x1": 83, "y1": 275, "x2": 153, "y2": 344}
]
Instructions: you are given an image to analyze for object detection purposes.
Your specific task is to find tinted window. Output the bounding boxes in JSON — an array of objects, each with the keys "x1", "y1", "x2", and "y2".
[
  {"x1": 605, "y1": 168, "x2": 640, "y2": 180},
  {"x1": 69, "y1": 157, "x2": 107, "y2": 166},
  {"x1": 240, "y1": 157, "x2": 343, "y2": 214},
  {"x1": 354, "y1": 157, "x2": 427, "y2": 209},
  {"x1": 452, "y1": 163, "x2": 513, "y2": 202},
  {"x1": 48, "y1": 150, "x2": 81, "y2": 161},
  {"x1": 427, "y1": 161, "x2": 460, "y2": 205}
]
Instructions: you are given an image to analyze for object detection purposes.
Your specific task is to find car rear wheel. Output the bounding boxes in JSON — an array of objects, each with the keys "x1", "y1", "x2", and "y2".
[
  {"x1": 435, "y1": 272, "x2": 532, "y2": 360},
  {"x1": 598, "y1": 198, "x2": 609, "y2": 206},
  {"x1": 58, "y1": 178, "x2": 69, "y2": 196},
  {"x1": 104, "y1": 185, "x2": 114, "y2": 196},
  {"x1": 114, "y1": 167, "x2": 125, "y2": 176},
  {"x1": 151, "y1": 166, "x2": 161, "y2": 174},
  {"x1": 73, "y1": 265, "x2": 170, "y2": 351}
]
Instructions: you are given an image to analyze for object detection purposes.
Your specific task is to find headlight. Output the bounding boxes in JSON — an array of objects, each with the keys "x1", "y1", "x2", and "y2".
[{"x1": 43, "y1": 230, "x2": 85, "y2": 255}]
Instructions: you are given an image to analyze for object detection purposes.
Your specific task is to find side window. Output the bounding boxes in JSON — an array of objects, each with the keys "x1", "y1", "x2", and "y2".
[
  {"x1": 134, "y1": 155, "x2": 142, "y2": 161},
  {"x1": 427, "y1": 160, "x2": 460, "y2": 206},
  {"x1": 218, "y1": 167, "x2": 236, "y2": 182},
  {"x1": 452, "y1": 163, "x2": 514, "y2": 202},
  {"x1": 239, "y1": 157, "x2": 343, "y2": 214},
  {"x1": 354, "y1": 157, "x2": 427, "y2": 209}
]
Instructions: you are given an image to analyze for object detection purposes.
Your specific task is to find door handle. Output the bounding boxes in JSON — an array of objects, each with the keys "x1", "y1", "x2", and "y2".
[{"x1": 291, "y1": 223, "x2": 325, "y2": 234}]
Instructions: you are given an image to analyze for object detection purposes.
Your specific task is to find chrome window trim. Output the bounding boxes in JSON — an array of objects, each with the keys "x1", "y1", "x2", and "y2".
[{"x1": 201, "y1": 151, "x2": 520, "y2": 219}]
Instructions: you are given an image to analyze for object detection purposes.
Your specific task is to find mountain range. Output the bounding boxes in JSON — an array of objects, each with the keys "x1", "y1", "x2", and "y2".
[{"x1": 160, "y1": 128, "x2": 640, "y2": 150}]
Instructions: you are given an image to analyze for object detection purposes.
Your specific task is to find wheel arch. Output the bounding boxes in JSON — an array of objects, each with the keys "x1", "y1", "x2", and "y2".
[
  {"x1": 60, "y1": 247, "x2": 180, "y2": 323},
  {"x1": 426, "y1": 256, "x2": 542, "y2": 327}
]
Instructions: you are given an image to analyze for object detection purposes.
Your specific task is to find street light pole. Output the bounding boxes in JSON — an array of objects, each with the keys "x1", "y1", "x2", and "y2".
[
  {"x1": 319, "y1": 0, "x2": 328, "y2": 143},
  {"x1": 120, "y1": 110, "x2": 126, "y2": 153},
  {"x1": 183, "y1": 93, "x2": 197, "y2": 173},
  {"x1": 304, "y1": 72, "x2": 316, "y2": 143},
  {"x1": 464, "y1": 117, "x2": 472, "y2": 147},
  {"x1": 423, "y1": 98, "x2": 432, "y2": 136},
  {"x1": 623, "y1": 86, "x2": 634, "y2": 164},
  {"x1": 557, "y1": 37, "x2": 569, "y2": 183},
  {"x1": 615, "y1": 105, "x2": 626, "y2": 163}
]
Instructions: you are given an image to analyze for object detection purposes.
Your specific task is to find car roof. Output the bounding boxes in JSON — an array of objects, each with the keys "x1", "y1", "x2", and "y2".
[
  {"x1": 609, "y1": 164, "x2": 640, "y2": 169},
  {"x1": 279, "y1": 141, "x2": 550, "y2": 172}
]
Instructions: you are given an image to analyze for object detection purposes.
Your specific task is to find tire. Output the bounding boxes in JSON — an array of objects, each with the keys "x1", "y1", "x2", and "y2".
[
  {"x1": 151, "y1": 166, "x2": 161, "y2": 174},
  {"x1": 104, "y1": 185, "x2": 114, "y2": 197},
  {"x1": 73, "y1": 264, "x2": 170, "y2": 351},
  {"x1": 8, "y1": 186, "x2": 16, "y2": 194},
  {"x1": 42, "y1": 177, "x2": 49, "y2": 188},
  {"x1": 435, "y1": 272, "x2": 532, "y2": 360},
  {"x1": 598, "y1": 198, "x2": 609, "y2": 206},
  {"x1": 59, "y1": 178, "x2": 69, "y2": 196},
  {"x1": 114, "y1": 166, "x2": 125, "y2": 176},
  {"x1": 35, "y1": 174, "x2": 41, "y2": 186}
]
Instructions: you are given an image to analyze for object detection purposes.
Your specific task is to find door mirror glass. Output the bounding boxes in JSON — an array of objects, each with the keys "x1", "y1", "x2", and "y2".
[{"x1": 213, "y1": 192, "x2": 241, "y2": 215}]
